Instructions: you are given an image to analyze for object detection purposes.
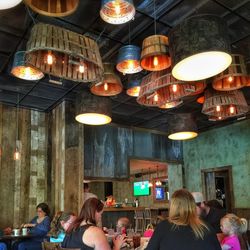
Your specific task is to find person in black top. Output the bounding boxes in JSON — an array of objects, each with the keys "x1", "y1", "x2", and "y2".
[
  {"x1": 192, "y1": 192, "x2": 226, "y2": 233},
  {"x1": 146, "y1": 189, "x2": 221, "y2": 250},
  {"x1": 62, "y1": 198, "x2": 125, "y2": 250}
]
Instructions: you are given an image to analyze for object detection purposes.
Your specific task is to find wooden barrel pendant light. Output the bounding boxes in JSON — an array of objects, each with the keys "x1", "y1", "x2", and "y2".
[
  {"x1": 212, "y1": 54, "x2": 250, "y2": 91},
  {"x1": 24, "y1": 0, "x2": 79, "y2": 17},
  {"x1": 25, "y1": 23, "x2": 103, "y2": 83}
]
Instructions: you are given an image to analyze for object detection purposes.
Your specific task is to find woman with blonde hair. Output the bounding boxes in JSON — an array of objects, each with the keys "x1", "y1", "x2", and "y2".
[{"x1": 146, "y1": 189, "x2": 221, "y2": 250}]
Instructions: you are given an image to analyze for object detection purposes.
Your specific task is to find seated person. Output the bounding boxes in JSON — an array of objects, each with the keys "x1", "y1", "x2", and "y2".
[
  {"x1": 47, "y1": 211, "x2": 76, "y2": 243},
  {"x1": 13, "y1": 202, "x2": 51, "y2": 250},
  {"x1": 116, "y1": 217, "x2": 130, "y2": 234}
]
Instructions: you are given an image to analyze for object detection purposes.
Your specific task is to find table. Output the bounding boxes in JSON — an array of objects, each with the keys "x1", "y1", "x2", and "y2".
[{"x1": 0, "y1": 234, "x2": 33, "y2": 250}]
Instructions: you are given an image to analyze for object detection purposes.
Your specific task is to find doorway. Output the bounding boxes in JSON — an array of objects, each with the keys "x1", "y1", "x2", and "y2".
[{"x1": 201, "y1": 166, "x2": 234, "y2": 211}]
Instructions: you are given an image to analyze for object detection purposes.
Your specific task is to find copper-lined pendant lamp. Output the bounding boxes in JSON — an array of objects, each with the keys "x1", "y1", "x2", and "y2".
[
  {"x1": 117, "y1": 45, "x2": 142, "y2": 74},
  {"x1": 90, "y1": 63, "x2": 123, "y2": 96},
  {"x1": 212, "y1": 54, "x2": 250, "y2": 91},
  {"x1": 100, "y1": 0, "x2": 135, "y2": 25},
  {"x1": 24, "y1": 0, "x2": 79, "y2": 17},
  {"x1": 0, "y1": 0, "x2": 22, "y2": 9},
  {"x1": 11, "y1": 51, "x2": 44, "y2": 81},
  {"x1": 168, "y1": 113, "x2": 198, "y2": 140},
  {"x1": 137, "y1": 69, "x2": 206, "y2": 107},
  {"x1": 202, "y1": 89, "x2": 248, "y2": 120},
  {"x1": 141, "y1": 35, "x2": 171, "y2": 71},
  {"x1": 126, "y1": 79, "x2": 141, "y2": 97},
  {"x1": 26, "y1": 23, "x2": 103, "y2": 83},
  {"x1": 75, "y1": 92, "x2": 112, "y2": 126},
  {"x1": 169, "y1": 15, "x2": 232, "y2": 81}
]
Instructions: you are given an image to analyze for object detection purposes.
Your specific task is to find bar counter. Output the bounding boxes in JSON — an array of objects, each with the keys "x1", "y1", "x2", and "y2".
[{"x1": 103, "y1": 206, "x2": 145, "y2": 212}]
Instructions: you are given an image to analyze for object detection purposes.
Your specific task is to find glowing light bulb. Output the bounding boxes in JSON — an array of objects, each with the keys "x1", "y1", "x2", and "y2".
[
  {"x1": 104, "y1": 82, "x2": 108, "y2": 91},
  {"x1": 14, "y1": 150, "x2": 20, "y2": 161},
  {"x1": 218, "y1": 116, "x2": 222, "y2": 120},
  {"x1": 153, "y1": 56, "x2": 159, "y2": 67},
  {"x1": 46, "y1": 53, "x2": 53, "y2": 65},
  {"x1": 148, "y1": 182, "x2": 153, "y2": 187},
  {"x1": 154, "y1": 93, "x2": 158, "y2": 102},
  {"x1": 79, "y1": 64, "x2": 85, "y2": 73},
  {"x1": 24, "y1": 67, "x2": 32, "y2": 78},
  {"x1": 113, "y1": 1, "x2": 121, "y2": 15},
  {"x1": 172, "y1": 84, "x2": 178, "y2": 93},
  {"x1": 216, "y1": 105, "x2": 221, "y2": 112},
  {"x1": 228, "y1": 76, "x2": 233, "y2": 82},
  {"x1": 229, "y1": 106, "x2": 235, "y2": 114},
  {"x1": 127, "y1": 60, "x2": 134, "y2": 70}
]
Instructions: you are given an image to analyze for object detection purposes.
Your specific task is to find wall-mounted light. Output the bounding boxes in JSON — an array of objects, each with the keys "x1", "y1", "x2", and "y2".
[{"x1": 169, "y1": 15, "x2": 232, "y2": 81}]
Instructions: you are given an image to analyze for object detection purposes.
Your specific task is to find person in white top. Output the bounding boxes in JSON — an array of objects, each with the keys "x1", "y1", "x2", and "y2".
[{"x1": 84, "y1": 183, "x2": 97, "y2": 203}]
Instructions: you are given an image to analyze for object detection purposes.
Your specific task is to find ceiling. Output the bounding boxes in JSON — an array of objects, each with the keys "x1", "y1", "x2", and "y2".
[{"x1": 0, "y1": 0, "x2": 249, "y2": 133}]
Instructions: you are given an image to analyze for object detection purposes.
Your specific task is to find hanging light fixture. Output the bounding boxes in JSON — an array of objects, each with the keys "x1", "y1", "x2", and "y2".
[
  {"x1": 11, "y1": 51, "x2": 44, "y2": 81},
  {"x1": 148, "y1": 168, "x2": 153, "y2": 187},
  {"x1": 137, "y1": 69, "x2": 206, "y2": 107},
  {"x1": 90, "y1": 63, "x2": 123, "y2": 96},
  {"x1": 100, "y1": 0, "x2": 135, "y2": 25},
  {"x1": 26, "y1": 23, "x2": 103, "y2": 83},
  {"x1": 168, "y1": 113, "x2": 198, "y2": 140},
  {"x1": 159, "y1": 100, "x2": 183, "y2": 109},
  {"x1": 202, "y1": 89, "x2": 248, "y2": 120},
  {"x1": 24, "y1": 0, "x2": 79, "y2": 17},
  {"x1": 0, "y1": 0, "x2": 22, "y2": 9},
  {"x1": 212, "y1": 54, "x2": 250, "y2": 91},
  {"x1": 117, "y1": 45, "x2": 142, "y2": 74},
  {"x1": 75, "y1": 92, "x2": 112, "y2": 125},
  {"x1": 14, "y1": 94, "x2": 21, "y2": 161},
  {"x1": 126, "y1": 79, "x2": 141, "y2": 97},
  {"x1": 169, "y1": 14, "x2": 232, "y2": 81},
  {"x1": 155, "y1": 166, "x2": 162, "y2": 186}
]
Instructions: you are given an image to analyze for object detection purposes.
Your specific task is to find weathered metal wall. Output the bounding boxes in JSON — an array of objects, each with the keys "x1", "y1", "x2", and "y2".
[{"x1": 183, "y1": 119, "x2": 250, "y2": 208}]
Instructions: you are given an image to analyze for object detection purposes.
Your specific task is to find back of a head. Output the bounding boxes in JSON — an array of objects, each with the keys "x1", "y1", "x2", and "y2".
[
  {"x1": 222, "y1": 213, "x2": 248, "y2": 234},
  {"x1": 169, "y1": 189, "x2": 208, "y2": 239}
]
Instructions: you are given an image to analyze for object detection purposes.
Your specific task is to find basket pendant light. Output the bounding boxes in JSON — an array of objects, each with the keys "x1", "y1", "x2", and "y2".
[
  {"x1": 212, "y1": 54, "x2": 250, "y2": 91},
  {"x1": 126, "y1": 79, "x2": 141, "y2": 97},
  {"x1": 11, "y1": 51, "x2": 44, "y2": 81},
  {"x1": 169, "y1": 14, "x2": 232, "y2": 81},
  {"x1": 90, "y1": 63, "x2": 123, "y2": 96},
  {"x1": 100, "y1": 0, "x2": 135, "y2": 25},
  {"x1": 117, "y1": 45, "x2": 142, "y2": 74},
  {"x1": 24, "y1": 0, "x2": 79, "y2": 17},
  {"x1": 202, "y1": 89, "x2": 248, "y2": 120}
]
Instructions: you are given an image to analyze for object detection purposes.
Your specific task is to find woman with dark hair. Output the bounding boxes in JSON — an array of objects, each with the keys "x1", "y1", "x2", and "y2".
[
  {"x1": 146, "y1": 189, "x2": 221, "y2": 250},
  {"x1": 62, "y1": 198, "x2": 125, "y2": 250},
  {"x1": 14, "y1": 202, "x2": 51, "y2": 250}
]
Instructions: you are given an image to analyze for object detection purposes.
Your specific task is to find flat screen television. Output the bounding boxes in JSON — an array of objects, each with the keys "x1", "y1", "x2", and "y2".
[
  {"x1": 133, "y1": 181, "x2": 150, "y2": 196},
  {"x1": 155, "y1": 187, "x2": 165, "y2": 200}
]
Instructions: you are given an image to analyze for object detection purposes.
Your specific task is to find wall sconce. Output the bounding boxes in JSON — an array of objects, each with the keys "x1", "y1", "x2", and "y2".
[
  {"x1": 90, "y1": 63, "x2": 123, "y2": 96},
  {"x1": 169, "y1": 15, "x2": 232, "y2": 81},
  {"x1": 11, "y1": 51, "x2": 44, "y2": 81},
  {"x1": 100, "y1": 0, "x2": 135, "y2": 25},
  {"x1": 168, "y1": 113, "x2": 198, "y2": 140},
  {"x1": 212, "y1": 54, "x2": 250, "y2": 91},
  {"x1": 126, "y1": 79, "x2": 141, "y2": 97},
  {"x1": 141, "y1": 35, "x2": 171, "y2": 71},
  {"x1": 116, "y1": 45, "x2": 142, "y2": 74},
  {"x1": 0, "y1": 0, "x2": 22, "y2": 9},
  {"x1": 75, "y1": 92, "x2": 112, "y2": 125},
  {"x1": 26, "y1": 23, "x2": 103, "y2": 83},
  {"x1": 202, "y1": 89, "x2": 248, "y2": 120},
  {"x1": 24, "y1": 0, "x2": 79, "y2": 17}
]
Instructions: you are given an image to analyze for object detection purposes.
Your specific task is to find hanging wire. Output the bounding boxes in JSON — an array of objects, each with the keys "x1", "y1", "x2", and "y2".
[
  {"x1": 16, "y1": 93, "x2": 19, "y2": 142},
  {"x1": 96, "y1": 26, "x2": 107, "y2": 43},
  {"x1": 25, "y1": 5, "x2": 37, "y2": 24},
  {"x1": 154, "y1": 0, "x2": 157, "y2": 35},
  {"x1": 128, "y1": 22, "x2": 131, "y2": 45}
]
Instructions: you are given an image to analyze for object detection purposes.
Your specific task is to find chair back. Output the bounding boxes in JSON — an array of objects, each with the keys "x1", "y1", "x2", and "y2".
[{"x1": 42, "y1": 242, "x2": 60, "y2": 250}]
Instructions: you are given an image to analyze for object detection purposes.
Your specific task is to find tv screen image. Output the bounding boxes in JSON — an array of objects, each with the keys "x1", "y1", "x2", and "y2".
[
  {"x1": 155, "y1": 187, "x2": 165, "y2": 200},
  {"x1": 133, "y1": 181, "x2": 150, "y2": 196}
]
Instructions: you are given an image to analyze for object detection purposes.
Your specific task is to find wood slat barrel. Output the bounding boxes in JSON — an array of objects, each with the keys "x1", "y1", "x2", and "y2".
[
  {"x1": 26, "y1": 23, "x2": 103, "y2": 83},
  {"x1": 24, "y1": 0, "x2": 79, "y2": 17}
]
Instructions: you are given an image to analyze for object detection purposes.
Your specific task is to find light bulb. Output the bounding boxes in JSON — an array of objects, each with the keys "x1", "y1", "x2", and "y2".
[
  {"x1": 216, "y1": 105, "x2": 221, "y2": 112},
  {"x1": 46, "y1": 53, "x2": 54, "y2": 65},
  {"x1": 24, "y1": 67, "x2": 32, "y2": 78},
  {"x1": 153, "y1": 56, "x2": 159, "y2": 67},
  {"x1": 154, "y1": 93, "x2": 158, "y2": 102},
  {"x1": 104, "y1": 82, "x2": 108, "y2": 91},
  {"x1": 127, "y1": 60, "x2": 134, "y2": 70},
  {"x1": 79, "y1": 64, "x2": 85, "y2": 73},
  {"x1": 14, "y1": 150, "x2": 20, "y2": 161},
  {"x1": 113, "y1": 1, "x2": 121, "y2": 15},
  {"x1": 228, "y1": 76, "x2": 233, "y2": 82},
  {"x1": 229, "y1": 106, "x2": 235, "y2": 114},
  {"x1": 148, "y1": 182, "x2": 153, "y2": 187},
  {"x1": 218, "y1": 116, "x2": 222, "y2": 120},
  {"x1": 172, "y1": 84, "x2": 178, "y2": 93}
]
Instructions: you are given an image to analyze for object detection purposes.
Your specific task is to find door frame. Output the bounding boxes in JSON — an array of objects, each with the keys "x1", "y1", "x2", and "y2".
[{"x1": 201, "y1": 166, "x2": 234, "y2": 211}]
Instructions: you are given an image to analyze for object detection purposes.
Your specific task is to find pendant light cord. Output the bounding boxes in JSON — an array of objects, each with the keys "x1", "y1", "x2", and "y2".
[
  {"x1": 128, "y1": 22, "x2": 131, "y2": 45},
  {"x1": 16, "y1": 94, "x2": 19, "y2": 144},
  {"x1": 154, "y1": 0, "x2": 157, "y2": 35}
]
